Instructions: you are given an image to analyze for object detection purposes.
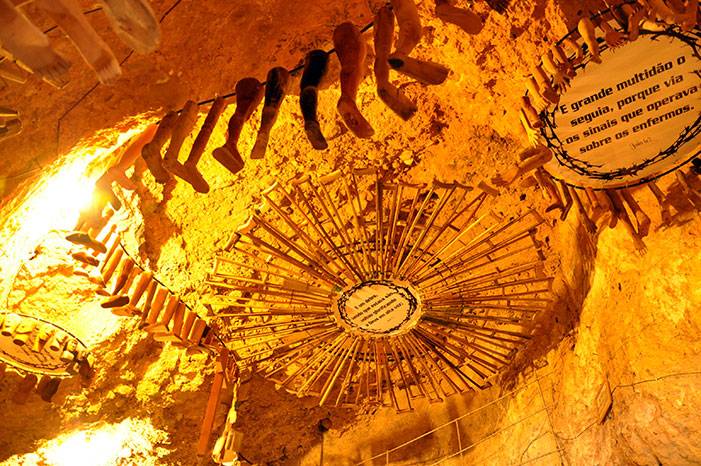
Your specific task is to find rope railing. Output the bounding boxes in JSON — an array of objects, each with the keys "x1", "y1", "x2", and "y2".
[
  {"x1": 356, "y1": 369, "x2": 557, "y2": 465},
  {"x1": 359, "y1": 367, "x2": 701, "y2": 465}
]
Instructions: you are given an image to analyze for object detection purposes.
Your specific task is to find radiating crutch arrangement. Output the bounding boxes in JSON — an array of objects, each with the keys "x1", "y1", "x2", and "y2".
[
  {"x1": 0, "y1": 312, "x2": 91, "y2": 403},
  {"x1": 205, "y1": 169, "x2": 553, "y2": 412}
]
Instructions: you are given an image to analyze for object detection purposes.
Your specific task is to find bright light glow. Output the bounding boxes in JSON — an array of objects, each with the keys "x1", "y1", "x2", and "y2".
[
  {"x1": 2, "y1": 418, "x2": 168, "y2": 466},
  {"x1": 43, "y1": 421, "x2": 141, "y2": 466},
  {"x1": 23, "y1": 158, "x2": 95, "y2": 233},
  {"x1": 0, "y1": 156, "x2": 97, "y2": 302},
  {"x1": 0, "y1": 125, "x2": 145, "y2": 302}
]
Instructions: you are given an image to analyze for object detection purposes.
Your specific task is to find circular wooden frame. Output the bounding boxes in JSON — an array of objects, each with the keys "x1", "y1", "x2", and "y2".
[
  {"x1": 0, "y1": 312, "x2": 88, "y2": 377},
  {"x1": 207, "y1": 170, "x2": 553, "y2": 411}
]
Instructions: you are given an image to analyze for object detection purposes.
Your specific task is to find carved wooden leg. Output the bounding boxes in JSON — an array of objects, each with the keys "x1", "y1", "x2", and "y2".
[
  {"x1": 561, "y1": 38, "x2": 584, "y2": 67},
  {"x1": 584, "y1": 186, "x2": 607, "y2": 226},
  {"x1": 434, "y1": 0, "x2": 484, "y2": 35},
  {"x1": 101, "y1": 294, "x2": 130, "y2": 308},
  {"x1": 106, "y1": 124, "x2": 157, "y2": 190},
  {"x1": 12, "y1": 319, "x2": 34, "y2": 346},
  {"x1": 98, "y1": 0, "x2": 160, "y2": 53},
  {"x1": 374, "y1": 5, "x2": 417, "y2": 121},
  {"x1": 387, "y1": 54, "x2": 450, "y2": 85},
  {"x1": 621, "y1": 4, "x2": 647, "y2": 41},
  {"x1": 680, "y1": 0, "x2": 698, "y2": 31},
  {"x1": 676, "y1": 170, "x2": 701, "y2": 209},
  {"x1": 592, "y1": 188, "x2": 616, "y2": 229},
  {"x1": 36, "y1": 0, "x2": 121, "y2": 84},
  {"x1": 578, "y1": 17, "x2": 602, "y2": 64},
  {"x1": 558, "y1": 181, "x2": 574, "y2": 221},
  {"x1": 525, "y1": 77, "x2": 549, "y2": 111},
  {"x1": 94, "y1": 173, "x2": 124, "y2": 210},
  {"x1": 646, "y1": 0, "x2": 681, "y2": 23},
  {"x1": 0, "y1": 0, "x2": 71, "y2": 88},
  {"x1": 213, "y1": 78, "x2": 263, "y2": 174},
  {"x1": 542, "y1": 50, "x2": 569, "y2": 90},
  {"x1": 66, "y1": 231, "x2": 107, "y2": 253},
  {"x1": 142, "y1": 111, "x2": 178, "y2": 183},
  {"x1": 72, "y1": 251, "x2": 100, "y2": 267},
  {"x1": 534, "y1": 169, "x2": 564, "y2": 212},
  {"x1": 120, "y1": 125, "x2": 158, "y2": 171},
  {"x1": 571, "y1": 187, "x2": 597, "y2": 233},
  {"x1": 606, "y1": 189, "x2": 646, "y2": 251},
  {"x1": 532, "y1": 65, "x2": 559, "y2": 104},
  {"x1": 300, "y1": 50, "x2": 329, "y2": 150},
  {"x1": 646, "y1": 180, "x2": 672, "y2": 224},
  {"x1": 389, "y1": 0, "x2": 449, "y2": 84},
  {"x1": 111, "y1": 256, "x2": 135, "y2": 294},
  {"x1": 251, "y1": 67, "x2": 290, "y2": 159},
  {"x1": 521, "y1": 96, "x2": 542, "y2": 128},
  {"x1": 180, "y1": 96, "x2": 227, "y2": 194},
  {"x1": 333, "y1": 22, "x2": 374, "y2": 139},
  {"x1": 550, "y1": 43, "x2": 575, "y2": 78},
  {"x1": 37, "y1": 376, "x2": 61, "y2": 402},
  {"x1": 620, "y1": 189, "x2": 651, "y2": 237},
  {"x1": 163, "y1": 101, "x2": 210, "y2": 192},
  {"x1": 142, "y1": 286, "x2": 169, "y2": 329},
  {"x1": 391, "y1": 0, "x2": 421, "y2": 54}
]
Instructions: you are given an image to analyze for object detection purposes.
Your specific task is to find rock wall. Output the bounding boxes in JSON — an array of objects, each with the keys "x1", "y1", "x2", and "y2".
[
  {"x1": 0, "y1": 0, "x2": 699, "y2": 465},
  {"x1": 292, "y1": 214, "x2": 701, "y2": 466}
]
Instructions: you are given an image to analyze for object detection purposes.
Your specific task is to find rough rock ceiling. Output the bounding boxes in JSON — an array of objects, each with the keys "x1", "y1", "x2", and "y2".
[
  {"x1": 0, "y1": 0, "x2": 602, "y2": 201},
  {"x1": 1, "y1": 0, "x2": 378, "y2": 190},
  {"x1": 1, "y1": 1, "x2": 699, "y2": 465}
]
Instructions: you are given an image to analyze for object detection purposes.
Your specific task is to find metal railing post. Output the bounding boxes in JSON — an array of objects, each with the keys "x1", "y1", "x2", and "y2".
[{"x1": 455, "y1": 419, "x2": 463, "y2": 461}]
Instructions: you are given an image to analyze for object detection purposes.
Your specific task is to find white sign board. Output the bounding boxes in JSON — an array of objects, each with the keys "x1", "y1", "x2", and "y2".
[
  {"x1": 542, "y1": 32, "x2": 700, "y2": 188},
  {"x1": 335, "y1": 280, "x2": 421, "y2": 336}
]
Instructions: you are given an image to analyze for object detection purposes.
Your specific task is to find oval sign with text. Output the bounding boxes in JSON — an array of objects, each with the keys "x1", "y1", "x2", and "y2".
[
  {"x1": 541, "y1": 29, "x2": 700, "y2": 189},
  {"x1": 334, "y1": 280, "x2": 422, "y2": 336}
]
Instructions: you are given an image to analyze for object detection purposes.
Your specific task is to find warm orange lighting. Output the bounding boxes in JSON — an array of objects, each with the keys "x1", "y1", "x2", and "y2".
[
  {"x1": 0, "y1": 126, "x2": 145, "y2": 302},
  {"x1": 23, "y1": 158, "x2": 95, "y2": 233},
  {"x1": 3, "y1": 418, "x2": 168, "y2": 465}
]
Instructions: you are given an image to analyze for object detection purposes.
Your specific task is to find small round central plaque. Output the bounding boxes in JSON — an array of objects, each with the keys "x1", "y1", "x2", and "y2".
[{"x1": 333, "y1": 280, "x2": 422, "y2": 336}]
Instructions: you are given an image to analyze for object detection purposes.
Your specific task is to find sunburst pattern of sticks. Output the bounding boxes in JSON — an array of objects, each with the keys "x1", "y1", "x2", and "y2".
[{"x1": 206, "y1": 169, "x2": 553, "y2": 411}]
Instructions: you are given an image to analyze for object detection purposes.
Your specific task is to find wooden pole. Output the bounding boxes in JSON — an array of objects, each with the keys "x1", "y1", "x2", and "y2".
[{"x1": 197, "y1": 349, "x2": 228, "y2": 456}]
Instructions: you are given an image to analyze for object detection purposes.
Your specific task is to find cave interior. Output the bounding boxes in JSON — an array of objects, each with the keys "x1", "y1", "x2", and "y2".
[{"x1": 0, "y1": 0, "x2": 700, "y2": 465}]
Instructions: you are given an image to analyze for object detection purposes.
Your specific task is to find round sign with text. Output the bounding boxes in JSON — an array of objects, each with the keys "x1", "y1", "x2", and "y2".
[
  {"x1": 334, "y1": 280, "x2": 422, "y2": 336},
  {"x1": 541, "y1": 29, "x2": 700, "y2": 189}
]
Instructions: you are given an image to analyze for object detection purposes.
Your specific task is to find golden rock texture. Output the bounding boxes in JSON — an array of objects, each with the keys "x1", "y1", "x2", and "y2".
[{"x1": 0, "y1": 0, "x2": 699, "y2": 465}]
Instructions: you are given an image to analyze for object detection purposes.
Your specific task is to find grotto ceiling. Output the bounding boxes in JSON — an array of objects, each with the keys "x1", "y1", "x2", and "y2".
[{"x1": 0, "y1": 0, "x2": 700, "y2": 464}]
